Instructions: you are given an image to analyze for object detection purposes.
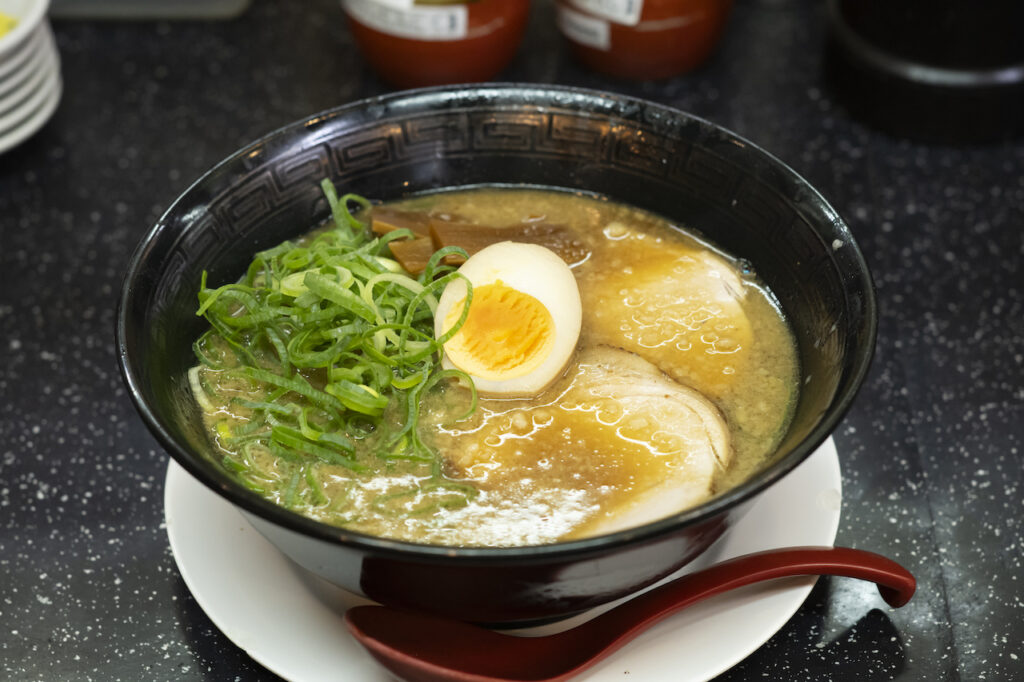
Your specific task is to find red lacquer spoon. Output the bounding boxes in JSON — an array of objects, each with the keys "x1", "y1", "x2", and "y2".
[{"x1": 345, "y1": 546, "x2": 915, "y2": 682}]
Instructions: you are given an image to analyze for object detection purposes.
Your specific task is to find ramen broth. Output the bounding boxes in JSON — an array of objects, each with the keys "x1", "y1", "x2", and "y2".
[{"x1": 193, "y1": 188, "x2": 798, "y2": 546}]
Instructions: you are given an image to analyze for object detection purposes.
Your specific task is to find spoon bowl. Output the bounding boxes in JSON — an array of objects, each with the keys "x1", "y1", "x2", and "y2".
[{"x1": 345, "y1": 546, "x2": 915, "y2": 682}]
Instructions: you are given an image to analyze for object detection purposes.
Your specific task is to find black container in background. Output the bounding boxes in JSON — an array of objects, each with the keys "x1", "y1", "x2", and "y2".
[{"x1": 824, "y1": 0, "x2": 1024, "y2": 143}]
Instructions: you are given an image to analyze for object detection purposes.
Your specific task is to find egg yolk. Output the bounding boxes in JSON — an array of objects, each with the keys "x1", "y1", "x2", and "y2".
[{"x1": 442, "y1": 280, "x2": 555, "y2": 381}]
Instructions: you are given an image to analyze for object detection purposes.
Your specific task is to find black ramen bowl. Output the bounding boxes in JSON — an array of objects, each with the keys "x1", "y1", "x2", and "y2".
[{"x1": 117, "y1": 84, "x2": 876, "y2": 625}]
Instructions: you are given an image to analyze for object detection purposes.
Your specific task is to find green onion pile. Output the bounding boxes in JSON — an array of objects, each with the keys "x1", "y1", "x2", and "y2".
[{"x1": 189, "y1": 179, "x2": 479, "y2": 518}]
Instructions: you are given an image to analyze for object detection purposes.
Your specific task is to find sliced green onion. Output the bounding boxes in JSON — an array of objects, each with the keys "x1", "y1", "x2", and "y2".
[
  {"x1": 324, "y1": 380, "x2": 389, "y2": 416},
  {"x1": 238, "y1": 367, "x2": 348, "y2": 416},
  {"x1": 192, "y1": 179, "x2": 483, "y2": 526},
  {"x1": 304, "y1": 272, "x2": 378, "y2": 322},
  {"x1": 270, "y1": 425, "x2": 362, "y2": 470},
  {"x1": 304, "y1": 466, "x2": 329, "y2": 506},
  {"x1": 188, "y1": 366, "x2": 216, "y2": 412}
]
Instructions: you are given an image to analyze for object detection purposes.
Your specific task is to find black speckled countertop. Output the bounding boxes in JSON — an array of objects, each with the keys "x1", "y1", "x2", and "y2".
[{"x1": 1, "y1": 1, "x2": 1021, "y2": 680}]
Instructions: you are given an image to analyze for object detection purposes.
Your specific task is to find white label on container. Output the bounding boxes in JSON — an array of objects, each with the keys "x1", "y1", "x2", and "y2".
[
  {"x1": 342, "y1": 0, "x2": 468, "y2": 41},
  {"x1": 570, "y1": 0, "x2": 643, "y2": 26},
  {"x1": 556, "y1": 5, "x2": 611, "y2": 50}
]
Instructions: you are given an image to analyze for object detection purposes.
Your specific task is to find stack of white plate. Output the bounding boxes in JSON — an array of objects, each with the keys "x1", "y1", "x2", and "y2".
[{"x1": 0, "y1": 0, "x2": 61, "y2": 154}]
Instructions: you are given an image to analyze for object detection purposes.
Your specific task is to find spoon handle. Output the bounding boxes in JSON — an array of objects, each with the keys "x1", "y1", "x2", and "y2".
[
  {"x1": 345, "y1": 547, "x2": 916, "y2": 682},
  {"x1": 581, "y1": 546, "x2": 915, "y2": 668}
]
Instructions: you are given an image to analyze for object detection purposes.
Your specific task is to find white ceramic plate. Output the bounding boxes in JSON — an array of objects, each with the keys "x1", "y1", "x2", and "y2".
[
  {"x1": 0, "y1": 32, "x2": 51, "y2": 116},
  {"x1": 0, "y1": 21, "x2": 44, "y2": 83},
  {"x1": 0, "y1": 33, "x2": 46, "y2": 100},
  {"x1": 0, "y1": 0, "x2": 49, "y2": 62},
  {"x1": 0, "y1": 72, "x2": 59, "y2": 153},
  {"x1": 0, "y1": 23, "x2": 59, "y2": 153},
  {"x1": 165, "y1": 437, "x2": 841, "y2": 682}
]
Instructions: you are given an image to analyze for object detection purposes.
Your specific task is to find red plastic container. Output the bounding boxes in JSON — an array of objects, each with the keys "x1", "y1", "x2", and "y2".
[
  {"x1": 556, "y1": 0, "x2": 732, "y2": 80},
  {"x1": 343, "y1": 0, "x2": 531, "y2": 88}
]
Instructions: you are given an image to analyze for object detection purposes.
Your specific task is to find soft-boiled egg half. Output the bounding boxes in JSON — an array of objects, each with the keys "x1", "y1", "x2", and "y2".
[{"x1": 434, "y1": 242, "x2": 582, "y2": 397}]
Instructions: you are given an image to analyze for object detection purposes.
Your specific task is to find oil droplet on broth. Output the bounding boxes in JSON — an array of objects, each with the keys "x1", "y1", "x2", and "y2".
[
  {"x1": 623, "y1": 292, "x2": 646, "y2": 308},
  {"x1": 682, "y1": 308, "x2": 716, "y2": 331},
  {"x1": 511, "y1": 412, "x2": 530, "y2": 434},
  {"x1": 714, "y1": 337, "x2": 741, "y2": 354},
  {"x1": 594, "y1": 399, "x2": 624, "y2": 425},
  {"x1": 671, "y1": 257, "x2": 699, "y2": 274},
  {"x1": 617, "y1": 415, "x2": 652, "y2": 441},
  {"x1": 637, "y1": 331, "x2": 669, "y2": 349},
  {"x1": 603, "y1": 222, "x2": 631, "y2": 240},
  {"x1": 650, "y1": 431, "x2": 684, "y2": 457},
  {"x1": 466, "y1": 460, "x2": 501, "y2": 482}
]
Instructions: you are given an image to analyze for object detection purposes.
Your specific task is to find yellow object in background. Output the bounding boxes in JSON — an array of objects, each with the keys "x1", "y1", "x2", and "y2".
[{"x1": 0, "y1": 12, "x2": 16, "y2": 38}]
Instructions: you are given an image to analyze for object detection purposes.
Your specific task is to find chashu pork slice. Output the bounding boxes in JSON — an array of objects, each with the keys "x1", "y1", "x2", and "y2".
[
  {"x1": 581, "y1": 230, "x2": 753, "y2": 400},
  {"x1": 570, "y1": 346, "x2": 732, "y2": 538}
]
